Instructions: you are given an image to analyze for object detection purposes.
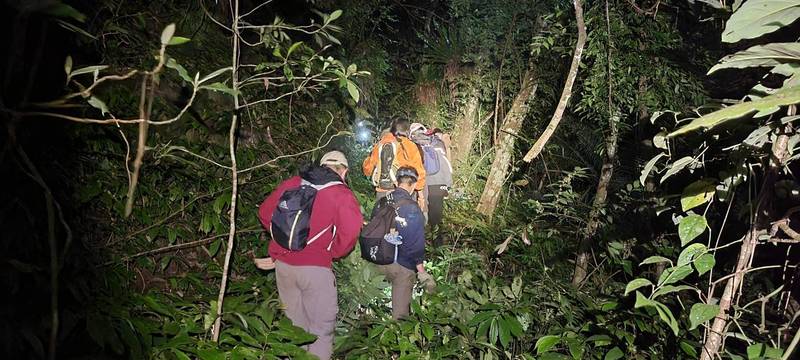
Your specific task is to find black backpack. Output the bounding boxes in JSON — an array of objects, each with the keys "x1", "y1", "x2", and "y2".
[
  {"x1": 359, "y1": 196, "x2": 416, "y2": 264},
  {"x1": 271, "y1": 180, "x2": 341, "y2": 251}
]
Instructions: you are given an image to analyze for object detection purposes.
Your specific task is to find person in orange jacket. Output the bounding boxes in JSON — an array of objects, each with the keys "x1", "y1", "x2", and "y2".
[{"x1": 363, "y1": 118, "x2": 427, "y2": 208}]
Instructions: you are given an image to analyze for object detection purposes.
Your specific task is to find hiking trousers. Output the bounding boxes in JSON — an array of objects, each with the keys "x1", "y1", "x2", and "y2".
[
  {"x1": 377, "y1": 263, "x2": 416, "y2": 319},
  {"x1": 427, "y1": 185, "x2": 448, "y2": 228},
  {"x1": 275, "y1": 261, "x2": 338, "y2": 360}
]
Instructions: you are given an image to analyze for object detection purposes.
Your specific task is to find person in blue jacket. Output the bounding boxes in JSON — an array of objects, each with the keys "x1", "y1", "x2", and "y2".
[{"x1": 378, "y1": 166, "x2": 436, "y2": 319}]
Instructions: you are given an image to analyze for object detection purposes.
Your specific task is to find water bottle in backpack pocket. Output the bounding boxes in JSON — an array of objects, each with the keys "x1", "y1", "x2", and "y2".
[
  {"x1": 271, "y1": 180, "x2": 341, "y2": 251},
  {"x1": 359, "y1": 196, "x2": 415, "y2": 264}
]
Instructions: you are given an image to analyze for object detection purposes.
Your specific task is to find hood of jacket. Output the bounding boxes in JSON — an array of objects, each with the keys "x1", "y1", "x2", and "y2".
[{"x1": 300, "y1": 165, "x2": 343, "y2": 185}]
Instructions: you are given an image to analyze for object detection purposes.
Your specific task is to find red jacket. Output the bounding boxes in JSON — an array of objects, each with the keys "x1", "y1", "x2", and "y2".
[{"x1": 258, "y1": 172, "x2": 363, "y2": 268}]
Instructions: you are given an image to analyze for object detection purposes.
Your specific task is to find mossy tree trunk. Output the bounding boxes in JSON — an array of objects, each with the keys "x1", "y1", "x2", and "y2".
[
  {"x1": 476, "y1": 69, "x2": 538, "y2": 218},
  {"x1": 449, "y1": 87, "x2": 480, "y2": 169}
]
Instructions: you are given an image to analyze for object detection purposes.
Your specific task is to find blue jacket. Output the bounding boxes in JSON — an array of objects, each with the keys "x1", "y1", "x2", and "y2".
[{"x1": 389, "y1": 188, "x2": 425, "y2": 271}]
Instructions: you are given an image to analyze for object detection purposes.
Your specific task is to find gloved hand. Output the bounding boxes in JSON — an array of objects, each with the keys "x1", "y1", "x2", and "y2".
[
  {"x1": 417, "y1": 271, "x2": 437, "y2": 293},
  {"x1": 253, "y1": 257, "x2": 276, "y2": 270}
]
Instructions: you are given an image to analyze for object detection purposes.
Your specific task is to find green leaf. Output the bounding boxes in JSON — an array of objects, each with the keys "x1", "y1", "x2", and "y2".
[
  {"x1": 709, "y1": 43, "x2": 800, "y2": 74},
  {"x1": 681, "y1": 180, "x2": 716, "y2": 212},
  {"x1": 498, "y1": 318, "x2": 511, "y2": 348},
  {"x1": 168, "y1": 36, "x2": 191, "y2": 45},
  {"x1": 679, "y1": 214, "x2": 707, "y2": 246},
  {"x1": 722, "y1": 0, "x2": 800, "y2": 43},
  {"x1": 505, "y1": 315, "x2": 523, "y2": 337},
  {"x1": 624, "y1": 278, "x2": 653, "y2": 296},
  {"x1": 679, "y1": 340, "x2": 699, "y2": 358},
  {"x1": 166, "y1": 58, "x2": 192, "y2": 83},
  {"x1": 196, "y1": 348, "x2": 226, "y2": 360},
  {"x1": 287, "y1": 41, "x2": 304, "y2": 56},
  {"x1": 661, "y1": 156, "x2": 694, "y2": 183},
  {"x1": 535, "y1": 335, "x2": 560, "y2": 354},
  {"x1": 87, "y1": 96, "x2": 109, "y2": 115},
  {"x1": 209, "y1": 239, "x2": 222, "y2": 257},
  {"x1": 346, "y1": 80, "x2": 360, "y2": 103},
  {"x1": 172, "y1": 349, "x2": 191, "y2": 360},
  {"x1": 43, "y1": 2, "x2": 87, "y2": 22},
  {"x1": 199, "y1": 67, "x2": 232, "y2": 84},
  {"x1": 678, "y1": 243, "x2": 708, "y2": 267},
  {"x1": 694, "y1": 253, "x2": 716, "y2": 275},
  {"x1": 64, "y1": 56, "x2": 72, "y2": 76},
  {"x1": 652, "y1": 284, "x2": 696, "y2": 298},
  {"x1": 329, "y1": 9, "x2": 343, "y2": 22},
  {"x1": 653, "y1": 131, "x2": 668, "y2": 149},
  {"x1": 689, "y1": 303, "x2": 720, "y2": 330},
  {"x1": 640, "y1": 153, "x2": 667, "y2": 186},
  {"x1": 658, "y1": 265, "x2": 693, "y2": 285},
  {"x1": 161, "y1": 23, "x2": 176, "y2": 45},
  {"x1": 70, "y1": 65, "x2": 109, "y2": 78},
  {"x1": 140, "y1": 295, "x2": 174, "y2": 317},
  {"x1": 201, "y1": 82, "x2": 239, "y2": 96},
  {"x1": 604, "y1": 347, "x2": 624, "y2": 360},
  {"x1": 640, "y1": 255, "x2": 672, "y2": 266},
  {"x1": 669, "y1": 86, "x2": 800, "y2": 137}
]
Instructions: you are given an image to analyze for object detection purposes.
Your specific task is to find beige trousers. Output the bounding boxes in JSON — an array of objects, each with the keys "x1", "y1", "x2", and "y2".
[
  {"x1": 275, "y1": 261, "x2": 338, "y2": 360},
  {"x1": 378, "y1": 263, "x2": 416, "y2": 319}
]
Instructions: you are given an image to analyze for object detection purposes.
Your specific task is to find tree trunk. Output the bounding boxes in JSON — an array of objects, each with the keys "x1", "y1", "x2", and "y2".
[
  {"x1": 522, "y1": 0, "x2": 586, "y2": 163},
  {"x1": 476, "y1": 69, "x2": 538, "y2": 218},
  {"x1": 572, "y1": 112, "x2": 618, "y2": 284},
  {"x1": 572, "y1": 0, "x2": 617, "y2": 286},
  {"x1": 449, "y1": 87, "x2": 480, "y2": 169},
  {"x1": 700, "y1": 125, "x2": 791, "y2": 359}
]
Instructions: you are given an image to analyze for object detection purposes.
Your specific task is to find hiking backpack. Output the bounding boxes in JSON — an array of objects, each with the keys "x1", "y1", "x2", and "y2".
[
  {"x1": 420, "y1": 144, "x2": 440, "y2": 175},
  {"x1": 359, "y1": 196, "x2": 416, "y2": 265},
  {"x1": 271, "y1": 180, "x2": 341, "y2": 251},
  {"x1": 371, "y1": 142, "x2": 399, "y2": 190}
]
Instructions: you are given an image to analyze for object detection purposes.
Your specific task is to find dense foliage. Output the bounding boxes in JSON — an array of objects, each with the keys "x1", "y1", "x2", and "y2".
[{"x1": 2, "y1": 0, "x2": 800, "y2": 359}]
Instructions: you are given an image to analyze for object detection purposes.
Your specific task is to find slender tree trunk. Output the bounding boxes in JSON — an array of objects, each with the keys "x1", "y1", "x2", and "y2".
[
  {"x1": 522, "y1": 0, "x2": 586, "y2": 163},
  {"x1": 212, "y1": 0, "x2": 240, "y2": 342},
  {"x1": 450, "y1": 87, "x2": 480, "y2": 169},
  {"x1": 572, "y1": 118, "x2": 617, "y2": 284},
  {"x1": 700, "y1": 125, "x2": 791, "y2": 359},
  {"x1": 573, "y1": 0, "x2": 617, "y2": 286},
  {"x1": 477, "y1": 69, "x2": 538, "y2": 217}
]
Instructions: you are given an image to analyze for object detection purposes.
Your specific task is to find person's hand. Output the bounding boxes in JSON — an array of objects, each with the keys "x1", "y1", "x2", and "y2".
[
  {"x1": 417, "y1": 271, "x2": 437, "y2": 293},
  {"x1": 254, "y1": 257, "x2": 276, "y2": 270}
]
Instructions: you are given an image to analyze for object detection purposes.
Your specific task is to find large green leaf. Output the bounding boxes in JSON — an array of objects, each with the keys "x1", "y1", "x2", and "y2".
[
  {"x1": 689, "y1": 303, "x2": 720, "y2": 330},
  {"x1": 681, "y1": 180, "x2": 716, "y2": 211},
  {"x1": 658, "y1": 265, "x2": 694, "y2": 285},
  {"x1": 625, "y1": 278, "x2": 653, "y2": 296},
  {"x1": 668, "y1": 86, "x2": 800, "y2": 137},
  {"x1": 722, "y1": 0, "x2": 800, "y2": 43},
  {"x1": 679, "y1": 214, "x2": 708, "y2": 246},
  {"x1": 634, "y1": 292, "x2": 680, "y2": 335},
  {"x1": 677, "y1": 243, "x2": 708, "y2": 267},
  {"x1": 640, "y1": 153, "x2": 667, "y2": 185},
  {"x1": 709, "y1": 43, "x2": 800, "y2": 74},
  {"x1": 694, "y1": 253, "x2": 716, "y2": 275},
  {"x1": 661, "y1": 156, "x2": 695, "y2": 183},
  {"x1": 535, "y1": 335, "x2": 561, "y2": 354}
]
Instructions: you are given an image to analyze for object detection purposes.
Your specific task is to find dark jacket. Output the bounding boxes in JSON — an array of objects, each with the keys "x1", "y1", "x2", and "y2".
[
  {"x1": 388, "y1": 188, "x2": 425, "y2": 271},
  {"x1": 259, "y1": 166, "x2": 363, "y2": 268}
]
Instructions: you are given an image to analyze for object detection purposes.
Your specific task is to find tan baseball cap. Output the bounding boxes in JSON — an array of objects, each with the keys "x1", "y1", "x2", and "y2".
[{"x1": 320, "y1": 150, "x2": 349, "y2": 168}]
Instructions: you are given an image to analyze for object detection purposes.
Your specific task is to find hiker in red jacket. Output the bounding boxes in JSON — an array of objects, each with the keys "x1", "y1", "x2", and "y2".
[{"x1": 255, "y1": 150, "x2": 363, "y2": 360}]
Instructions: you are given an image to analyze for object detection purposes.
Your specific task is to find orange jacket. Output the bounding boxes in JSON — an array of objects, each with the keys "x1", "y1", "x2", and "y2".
[{"x1": 362, "y1": 132, "x2": 426, "y2": 191}]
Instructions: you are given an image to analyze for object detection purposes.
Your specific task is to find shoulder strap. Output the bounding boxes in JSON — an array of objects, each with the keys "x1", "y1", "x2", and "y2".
[{"x1": 301, "y1": 179, "x2": 343, "y2": 190}]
